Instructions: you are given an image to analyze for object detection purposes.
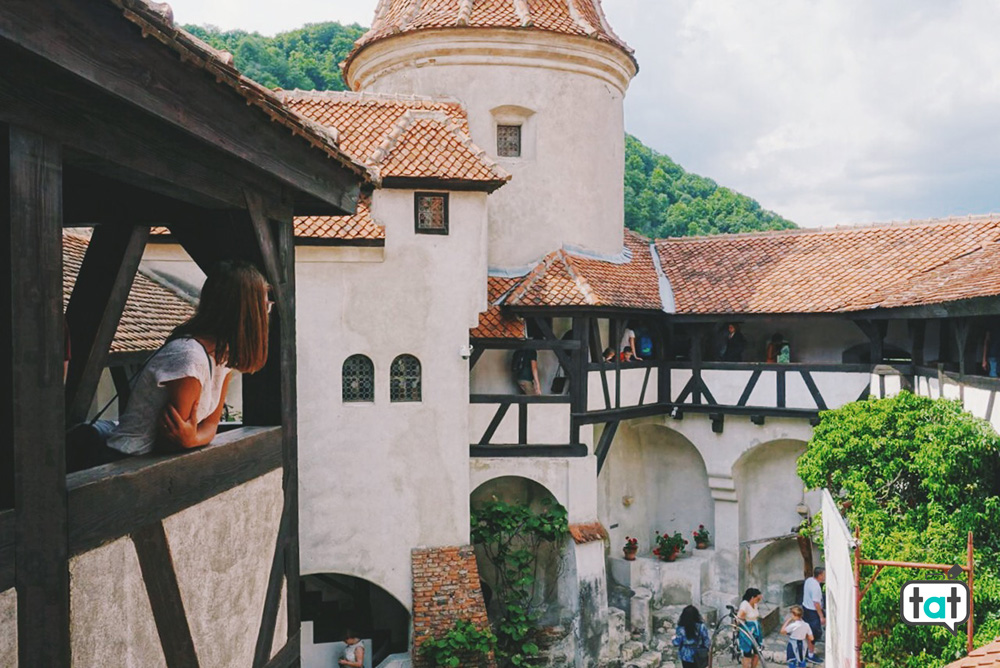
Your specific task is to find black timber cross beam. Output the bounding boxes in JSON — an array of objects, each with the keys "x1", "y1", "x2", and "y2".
[
  {"x1": 8, "y1": 126, "x2": 71, "y2": 666},
  {"x1": 65, "y1": 224, "x2": 149, "y2": 425},
  {"x1": 133, "y1": 521, "x2": 199, "y2": 668},
  {"x1": 253, "y1": 510, "x2": 290, "y2": 667},
  {"x1": 595, "y1": 421, "x2": 620, "y2": 474}
]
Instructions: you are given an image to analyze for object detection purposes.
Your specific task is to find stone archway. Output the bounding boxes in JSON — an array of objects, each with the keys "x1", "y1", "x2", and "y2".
[
  {"x1": 601, "y1": 423, "x2": 714, "y2": 558},
  {"x1": 470, "y1": 476, "x2": 568, "y2": 626},
  {"x1": 732, "y1": 438, "x2": 817, "y2": 602},
  {"x1": 300, "y1": 573, "x2": 410, "y2": 668}
]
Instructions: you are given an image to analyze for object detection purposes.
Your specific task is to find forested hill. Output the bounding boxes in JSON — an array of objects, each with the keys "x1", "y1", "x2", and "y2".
[{"x1": 186, "y1": 22, "x2": 797, "y2": 236}]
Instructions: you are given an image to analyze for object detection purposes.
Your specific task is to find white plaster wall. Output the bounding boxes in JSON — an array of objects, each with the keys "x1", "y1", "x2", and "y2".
[
  {"x1": 471, "y1": 348, "x2": 567, "y2": 395},
  {"x1": 469, "y1": 455, "x2": 598, "y2": 523},
  {"x1": 297, "y1": 189, "x2": 489, "y2": 610},
  {"x1": 469, "y1": 403, "x2": 571, "y2": 445},
  {"x1": 69, "y1": 537, "x2": 166, "y2": 668},
  {"x1": 599, "y1": 415, "x2": 816, "y2": 598},
  {"x1": 669, "y1": 368, "x2": 870, "y2": 411},
  {"x1": 598, "y1": 422, "x2": 713, "y2": 557},
  {"x1": 587, "y1": 367, "x2": 657, "y2": 410},
  {"x1": 163, "y1": 469, "x2": 284, "y2": 668},
  {"x1": 1, "y1": 587, "x2": 17, "y2": 668},
  {"x1": 351, "y1": 32, "x2": 634, "y2": 268}
]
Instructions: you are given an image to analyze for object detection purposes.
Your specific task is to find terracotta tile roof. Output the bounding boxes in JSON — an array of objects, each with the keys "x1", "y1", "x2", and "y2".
[
  {"x1": 944, "y1": 638, "x2": 1000, "y2": 667},
  {"x1": 346, "y1": 0, "x2": 634, "y2": 73},
  {"x1": 277, "y1": 91, "x2": 509, "y2": 187},
  {"x1": 63, "y1": 232, "x2": 195, "y2": 354},
  {"x1": 504, "y1": 231, "x2": 663, "y2": 310},
  {"x1": 294, "y1": 193, "x2": 385, "y2": 243},
  {"x1": 110, "y1": 0, "x2": 369, "y2": 182},
  {"x1": 568, "y1": 521, "x2": 608, "y2": 545},
  {"x1": 655, "y1": 216, "x2": 1000, "y2": 314},
  {"x1": 471, "y1": 276, "x2": 527, "y2": 340}
]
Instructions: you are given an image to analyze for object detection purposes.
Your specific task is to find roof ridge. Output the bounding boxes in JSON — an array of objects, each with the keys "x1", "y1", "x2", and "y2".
[
  {"x1": 505, "y1": 250, "x2": 562, "y2": 306},
  {"x1": 566, "y1": 0, "x2": 598, "y2": 36},
  {"x1": 277, "y1": 89, "x2": 463, "y2": 106},
  {"x1": 655, "y1": 213, "x2": 1000, "y2": 243},
  {"x1": 558, "y1": 249, "x2": 600, "y2": 305},
  {"x1": 512, "y1": 0, "x2": 534, "y2": 27}
]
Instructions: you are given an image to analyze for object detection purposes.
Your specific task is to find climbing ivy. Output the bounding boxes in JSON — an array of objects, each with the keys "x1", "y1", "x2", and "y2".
[
  {"x1": 419, "y1": 619, "x2": 497, "y2": 668},
  {"x1": 471, "y1": 498, "x2": 569, "y2": 667}
]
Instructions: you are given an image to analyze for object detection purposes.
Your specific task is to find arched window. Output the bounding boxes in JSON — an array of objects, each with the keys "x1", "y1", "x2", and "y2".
[
  {"x1": 342, "y1": 355, "x2": 374, "y2": 402},
  {"x1": 390, "y1": 355, "x2": 421, "y2": 402}
]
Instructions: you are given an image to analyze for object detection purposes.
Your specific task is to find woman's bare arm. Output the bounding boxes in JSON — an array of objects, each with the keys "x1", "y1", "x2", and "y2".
[{"x1": 161, "y1": 372, "x2": 234, "y2": 449}]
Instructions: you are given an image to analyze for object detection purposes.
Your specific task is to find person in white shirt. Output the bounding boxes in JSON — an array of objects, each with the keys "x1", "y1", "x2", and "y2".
[
  {"x1": 781, "y1": 605, "x2": 817, "y2": 667},
  {"x1": 736, "y1": 588, "x2": 764, "y2": 668},
  {"x1": 339, "y1": 631, "x2": 364, "y2": 668},
  {"x1": 620, "y1": 322, "x2": 643, "y2": 361},
  {"x1": 802, "y1": 566, "x2": 826, "y2": 662}
]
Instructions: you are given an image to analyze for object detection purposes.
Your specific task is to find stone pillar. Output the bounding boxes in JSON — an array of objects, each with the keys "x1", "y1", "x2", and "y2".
[{"x1": 709, "y1": 475, "x2": 740, "y2": 599}]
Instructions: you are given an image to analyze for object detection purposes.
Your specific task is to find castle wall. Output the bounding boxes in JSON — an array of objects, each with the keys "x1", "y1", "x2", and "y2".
[
  {"x1": 296, "y1": 188, "x2": 489, "y2": 609},
  {"x1": 1, "y1": 588, "x2": 16, "y2": 667},
  {"x1": 350, "y1": 31, "x2": 634, "y2": 268}
]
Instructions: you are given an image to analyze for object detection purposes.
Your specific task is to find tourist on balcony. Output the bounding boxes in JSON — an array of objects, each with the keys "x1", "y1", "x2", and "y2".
[
  {"x1": 620, "y1": 346, "x2": 635, "y2": 363},
  {"x1": 737, "y1": 587, "x2": 764, "y2": 667},
  {"x1": 602, "y1": 347, "x2": 615, "y2": 363},
  {"x1": 983, "y1": 320, "x2": 1000, "y2": 377},
  {"x1": 766, "y1": 333, "x2": 790, "y2": 363},
  {"x1": 721, "y1": 323, "x2": 747, "y2": 362},
  {"x1": 107, "y1": 260, "x2": 271, "y2": 458},
  {"x1": 620, "y1": 320, "x2": 643, "y2": 361},
  {"x1": 512, "y1": 347, "x2": 541, "y2": 395},
  {"x1": 338, "y1": 631, "x2": 365, "y2": 668},
  {"x1": 673, "y1": 604, "x2": 710, "y2": 668}
]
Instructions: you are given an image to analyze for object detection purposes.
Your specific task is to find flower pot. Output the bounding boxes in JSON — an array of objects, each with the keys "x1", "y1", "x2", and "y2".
[
  {"x1": 659, "y1": 548, "x2": 679, "y2": 562},
  {"x1": 695, "y1": 541, "x2": 708, "y2": 550},
  {"x1": 623, "y1": 547, "x2": 637, "y2": 561}
]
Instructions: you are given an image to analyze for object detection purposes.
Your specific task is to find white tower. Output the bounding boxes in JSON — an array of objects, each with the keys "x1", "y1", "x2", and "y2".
[{"x1": 343, "y1": 0, "x2": 638, "y2": 268}]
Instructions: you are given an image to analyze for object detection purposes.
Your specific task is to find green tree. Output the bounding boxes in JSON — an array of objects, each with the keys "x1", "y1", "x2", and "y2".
[{"x1": 797, "y1": 392, "x2": 1000, "y2": 667}]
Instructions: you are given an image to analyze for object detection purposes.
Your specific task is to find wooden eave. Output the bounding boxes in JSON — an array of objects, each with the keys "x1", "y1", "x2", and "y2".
[{"x1": 0, "y1": 0, "x2": 368, "y2": 217}]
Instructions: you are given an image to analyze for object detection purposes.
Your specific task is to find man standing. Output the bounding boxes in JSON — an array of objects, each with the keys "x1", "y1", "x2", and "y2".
[{"x1": 802, "y1": 566, "x2": 825, "y2": 663}]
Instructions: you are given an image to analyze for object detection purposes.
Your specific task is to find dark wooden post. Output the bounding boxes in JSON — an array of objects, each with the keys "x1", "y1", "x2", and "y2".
[
  {"x1": 690, "y1": 326, "x2": 703, "y2": 404},
  {"x1": 656, "y1": 319, "x2": 672, "y2": 405},
  {"x1": 8, "y1": 126, "x2": 71, "y2": 666},
  {"x1": 952, "y1": 318, "x2": 970, "y2": 376},
  {"x1": 570, "y1": 316, "x2": 589, "y2": 445},
  {"x1": 908, "y1": 319, "x2": 926, "y2": 367}
]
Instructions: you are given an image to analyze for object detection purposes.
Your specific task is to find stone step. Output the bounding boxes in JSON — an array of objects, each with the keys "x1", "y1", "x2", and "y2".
[
  {"x1": 620, "y1": 640, "x2": 645, "y2": 661},
  {"x1": 623, "y1": 650, "x2": 663, "y2": 668}
]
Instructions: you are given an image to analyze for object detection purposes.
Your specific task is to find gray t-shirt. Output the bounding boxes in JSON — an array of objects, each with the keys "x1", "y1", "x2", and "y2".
[{"x1": 108, "y1": 337, "x2": 229, "y2": 456}]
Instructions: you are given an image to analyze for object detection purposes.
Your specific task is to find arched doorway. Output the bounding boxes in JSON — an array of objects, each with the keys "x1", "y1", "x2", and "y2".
[
  {"x1": 733, "y1": 438, "x2": 817, "y2": 602},
  {"x1": 470, "y1": 476, "x2": 568, "y2": 627},
  {"x1": 300, "y1": 573, "x2": 409, "y2": 667}
]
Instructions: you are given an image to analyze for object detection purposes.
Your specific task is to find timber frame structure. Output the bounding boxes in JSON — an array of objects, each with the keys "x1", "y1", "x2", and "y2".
[
  {"x1": 470, "y1": 307, "x2": 1000, "y2": 472},
  {"x1": 0, "y1": 1, "x2": 366, "y2": 666}
]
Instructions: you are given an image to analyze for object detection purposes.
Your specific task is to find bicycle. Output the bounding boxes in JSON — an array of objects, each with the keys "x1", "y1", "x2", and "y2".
[{"x1": 708, "y1": 604, "x2": 769, "y2": 667}]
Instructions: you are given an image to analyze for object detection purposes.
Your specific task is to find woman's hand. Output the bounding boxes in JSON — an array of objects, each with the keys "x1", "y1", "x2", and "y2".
[{"x1": 162, "y1": 405, "x2": 199, "y2": 448}]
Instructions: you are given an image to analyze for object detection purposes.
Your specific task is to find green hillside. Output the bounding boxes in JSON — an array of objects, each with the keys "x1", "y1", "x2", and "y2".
[{"x1": 186, "y1": 22, "x2": 797, "y2": 235}]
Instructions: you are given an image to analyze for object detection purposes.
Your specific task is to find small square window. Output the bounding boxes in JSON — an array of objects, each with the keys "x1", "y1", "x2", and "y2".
[
  {"x1": 415, "y1": 193, "x2": 448, "y2": 235},
  {"x1": 497, "y1": 124, "x2": 522, "y2": 158}
]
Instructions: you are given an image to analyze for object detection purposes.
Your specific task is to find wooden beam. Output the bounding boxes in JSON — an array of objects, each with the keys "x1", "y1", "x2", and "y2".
[
  {"x1": 65, "y1": 225, "x2": 149, "y2": 424},
  {"x1": 953, "y1": 318, "x2": 971, "y2": 375},
  {"x1": 590, "y1": 319, "x2": 611, "y2": 409},
  {"x1": 0, "y1": 509, "x2": 13, "y2": 591},
  {"x1": 68, "y1": 426, "x2": 282, "y2": 556},
  {"x1": 800, "y1": 371, "x2": 828, "y2": 411},
  {"x1": 0, "y1": 43, "x2": 341, "y2": 217},
  {"x1": 244, "y1": 189, "x2": 286, "y2": 302},
  {"x1": 253, "y1": 511, "x2": 289, "y2": 668},
  {"x1": 469, "y1": 444, "x2": 588, "y2": 458},
  {"x1": 736, "y1": 370, "x2": 762, "y2": 407},
  {"x1": 478, "y1": 403, "x2": 511, "y2": 446},
  {"x1": 9, "y1": 126, "x2": 70, "y2": 667},
  {"x1": 465, "y1": 338, "x2": 579, "y2": 351},
  {"x1": 264, "y1": 629, "x2": 301, "y2": 668},
  {"x1": 569, "y1": 317, "x2": 589, "y2": 445},
  {"x1": 0, "y1": 0, "x2": 362, "y2": 213},
  {"x1": 530, "y1": 317, "x2": 574, "y2": 379},
  {"x1": 776, "y1": 370, "x2": 786, "y2": 408},
  {"x1": 468, "y1": 347, "x2": 485, "y2": 370},
  {"x1": 595, "y1": 421, "x2": 620, "y2": 474},
  {"x1": 470, "y1": 394, "x2": 571, "y2": 404},
  {"x1": 0, "y1": 124, "x2": 10, "y2": 511},
  {"x1": 518, "y1": 403, "x2": 528, "y2": 444},
  {"x1": 133, "y1": 521, "x2": 199, "y2": 668},
  {"x1": 908, "y1": 320, "x2": 926, "y2": 366}
]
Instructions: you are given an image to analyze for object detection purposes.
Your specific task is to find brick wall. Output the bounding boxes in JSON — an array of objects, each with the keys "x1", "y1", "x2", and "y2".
[{"x1": 411, "y1": 545, "x2": 492, "y2": 667}]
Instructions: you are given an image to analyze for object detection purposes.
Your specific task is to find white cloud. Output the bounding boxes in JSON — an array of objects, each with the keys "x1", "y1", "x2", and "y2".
[{"x1": 167, "y1": 0, "x2": 1000, "y2": 227}]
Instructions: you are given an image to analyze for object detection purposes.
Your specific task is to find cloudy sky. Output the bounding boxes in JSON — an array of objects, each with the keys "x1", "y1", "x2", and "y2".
[{"x1": 167, "y1": 0, "x2": 1000, "y2": 227}]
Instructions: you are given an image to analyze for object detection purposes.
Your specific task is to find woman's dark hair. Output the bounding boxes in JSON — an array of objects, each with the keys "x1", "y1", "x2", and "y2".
[
  {"x1": 171, "y1": 260, "x2": 270, "y2": 373},
  {"x1": 742, "y1": 587, "x2": 762, "y2": 602},
  {"x1": 678, "y1": 604, "x2": 702, "y2": 639}
]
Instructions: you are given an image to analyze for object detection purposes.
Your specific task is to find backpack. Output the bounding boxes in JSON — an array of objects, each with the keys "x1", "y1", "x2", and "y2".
[
  {"x1": 511, "y1": 350, "x2": 528, "y2": 374},
  {"x1": 637, "y1": 330, "x2": 654, "y2": 358}
]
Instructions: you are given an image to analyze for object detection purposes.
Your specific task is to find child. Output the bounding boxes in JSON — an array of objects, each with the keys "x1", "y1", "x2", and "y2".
[{"x1": 781, "y1": 605, "x2": 816, "y2": 668}]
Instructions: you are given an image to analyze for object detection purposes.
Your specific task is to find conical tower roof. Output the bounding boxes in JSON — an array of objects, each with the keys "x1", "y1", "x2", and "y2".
[{"x1": 344, "y1": 0, "x2": 634, "y2": 75}]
